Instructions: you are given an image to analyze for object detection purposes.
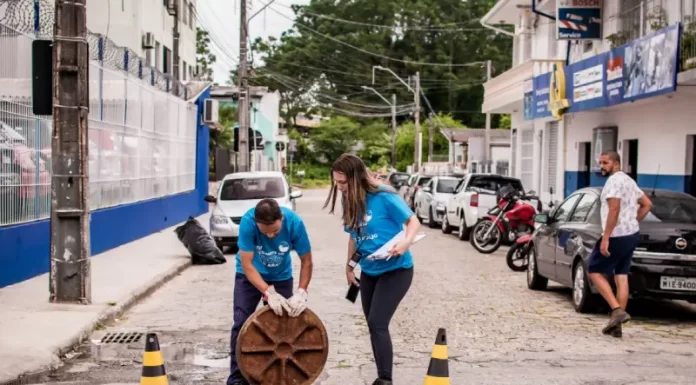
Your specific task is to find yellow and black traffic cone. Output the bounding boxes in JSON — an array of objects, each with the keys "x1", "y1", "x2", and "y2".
[
  {"x1": 424, "y1": 328, "x2": 450, "y2": 385},
  {"x1": 140, "y1": 333, "x2": 169, "y2": 385}
]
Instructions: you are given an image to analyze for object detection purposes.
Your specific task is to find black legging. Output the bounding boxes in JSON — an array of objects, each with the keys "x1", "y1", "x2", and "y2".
[{"x1": 360, "y1": 267, "x2": 414, "y2": 380}]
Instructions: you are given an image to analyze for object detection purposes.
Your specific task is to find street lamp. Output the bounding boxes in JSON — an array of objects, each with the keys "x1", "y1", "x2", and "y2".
[
  {"x1": 362, "y1": 86, "x2": 397, "y2": 167},
  {"x1": 372, "y1": 66, "x2": 421, "y2": 172}
]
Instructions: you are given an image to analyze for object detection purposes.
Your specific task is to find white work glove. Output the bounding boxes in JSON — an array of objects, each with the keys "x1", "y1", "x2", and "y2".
[
  {"x1": 264, "y1": 286, "x2": 290, "y2": 316},
  {"x1": 286, "y1": 289, "x2": 308, "y2": 318}
]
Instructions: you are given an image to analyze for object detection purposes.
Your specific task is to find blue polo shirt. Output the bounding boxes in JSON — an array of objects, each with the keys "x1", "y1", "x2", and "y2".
[
  {"x1": 345, "y1": 188, "x2": 415, "y2": 276},
  {"x1": 236, "y1": 207, "x2": 311, "y2": 281}
]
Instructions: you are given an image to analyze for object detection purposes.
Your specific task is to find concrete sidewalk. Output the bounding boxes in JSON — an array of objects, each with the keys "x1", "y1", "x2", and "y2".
[{"x1": 0, "y1": 213, "x2": 211, "y2": 384}]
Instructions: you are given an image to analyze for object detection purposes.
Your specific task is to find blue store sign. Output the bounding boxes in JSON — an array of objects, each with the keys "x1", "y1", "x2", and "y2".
[
  {"x1": 527, "y1": 23, "x2": 681, "y2": 120},
  {"x1": 557, "y1": 0, "x2": 603, "y2": 40}
]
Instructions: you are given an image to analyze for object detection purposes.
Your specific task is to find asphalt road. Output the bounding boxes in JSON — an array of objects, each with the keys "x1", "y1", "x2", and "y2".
[{"x1": 35, "y1": 189, "x2": 696, "y2": 384}]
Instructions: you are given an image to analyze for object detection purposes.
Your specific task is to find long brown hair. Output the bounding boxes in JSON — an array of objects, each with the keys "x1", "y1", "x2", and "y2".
[{"x1": 324, "y1": 154, "x2": 381, "y2": 230}]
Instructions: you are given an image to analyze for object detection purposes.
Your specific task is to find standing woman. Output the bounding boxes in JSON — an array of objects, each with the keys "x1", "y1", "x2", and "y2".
[{"x1": 324, "y1": 154, "x2": 420, "y2": 385}]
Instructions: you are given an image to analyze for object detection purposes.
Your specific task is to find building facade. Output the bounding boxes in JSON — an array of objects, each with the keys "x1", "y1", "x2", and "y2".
[
  {"x1": 481, "y1": 0, "x2": 696, "y2": 205},
  {"x1": 0, "y1": 0, "x2": 211, "y2": 288},
  {"x1": 83, "y1": 0, "x2": 198, "y2": 82}
]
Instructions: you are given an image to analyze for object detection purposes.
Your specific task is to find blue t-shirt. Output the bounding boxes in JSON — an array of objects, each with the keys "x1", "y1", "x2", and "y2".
[
  {"x1": 236, "y1": 207, "x2": 311, "y2": 281},
  {"x1": 344, "y1": 188, "x2": 415, "y2": 276}
]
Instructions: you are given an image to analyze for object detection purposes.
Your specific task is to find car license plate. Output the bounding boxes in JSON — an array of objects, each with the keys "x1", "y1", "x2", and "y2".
[{"x1": 660, "y1": 276, "x2": 696, "y2": 291}]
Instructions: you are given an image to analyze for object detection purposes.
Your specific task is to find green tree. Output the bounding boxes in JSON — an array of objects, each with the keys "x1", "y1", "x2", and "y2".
[
  {"x1": 248, "y1": 0, "x2": 512, "y2": 127},
  {"x1": 499, "y1": 114, "x2": 511, "y2": 129},
  {"x1": 308, "y1": 116, "x2": 361, "y2": 163},
  {"x1": 395, "y1": 113, "x2": 463, "y2": 171},
  {"x1": 209, "y1": 103, "x2": 237, "y2": 170},
  {"x1": 196, "y1": 28, "x2": 217, "y2": 81},
  {"x1": 357, "y1": 120, "x2": 392, "y2": 167}
]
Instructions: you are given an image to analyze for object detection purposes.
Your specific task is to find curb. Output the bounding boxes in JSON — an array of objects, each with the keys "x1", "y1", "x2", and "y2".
[{"x1": 0, "y1": 259, "x2": 192, "y2": 385}]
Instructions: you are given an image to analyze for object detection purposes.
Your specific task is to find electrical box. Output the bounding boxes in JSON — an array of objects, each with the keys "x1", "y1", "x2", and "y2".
[
  {"x1": 203, "y1": 99, "x2": 219, "y2": 125},
  {"x1": 142, "y1": 32, "x2": 155, "y2": 49},
  {"x1": 166, "y1": 0, "x2": 177, "y2": 16}
]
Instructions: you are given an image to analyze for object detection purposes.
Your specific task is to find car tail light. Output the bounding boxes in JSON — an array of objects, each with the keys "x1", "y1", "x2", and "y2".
[{"x1": 470, "y1": 193, "x2": 479, "y2": 207}]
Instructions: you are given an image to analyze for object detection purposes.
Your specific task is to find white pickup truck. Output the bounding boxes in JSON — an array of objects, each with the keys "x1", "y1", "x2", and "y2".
[{"x1": 441, "y1": 174, "x2": 529, "y2": 241}]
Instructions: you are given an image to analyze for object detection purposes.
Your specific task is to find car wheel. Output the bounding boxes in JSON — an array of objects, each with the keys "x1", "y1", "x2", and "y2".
[
  {"x1": 416, "y1": 205, "x2": 423, "y2": 223},
  {"x1": 457, "y1": 216, "x2": 470, "y2": 241},
  {"x1": 572, "y1": 260, "x2": 600, "y2": 313},
  {"x1": 428, "y1": 208, "x2": 438, "y2": 228},
  {"x1": 526, "y1": 246, "x2": 548, "y2": 291},
  {"x1": 216, "y1": 241, "x2": 225, "y2": 253},
  {"x1": 441, "y1": 214, "x2": 453, "y2": 234}
]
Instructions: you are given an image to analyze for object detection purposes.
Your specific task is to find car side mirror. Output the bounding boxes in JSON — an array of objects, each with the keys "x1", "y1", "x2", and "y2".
[
  {"x1": 533, "y1": 213, "x2": 549, "y2": 224},
  {"x1": 423, "y1": 187, "x2": 432, "y2": 193},
  {"x1": 527, "y1": 190, "x2": 537, "y2": 196},
  {"x1": 290, "y1": 190, "x2": 303, "y2": 199},
  {"x1": 204, "y1": 195, "x2": 217, "y2": 203}
]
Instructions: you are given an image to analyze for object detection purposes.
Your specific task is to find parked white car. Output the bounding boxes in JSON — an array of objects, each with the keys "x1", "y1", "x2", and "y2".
[
  {"x1": 441, "y1": 173, "x2": 526, "y2": 241},
  {"x1": 413, "y1": 176, "x2": 462, "y2": 228},
  {"x1": 205, "y1": 171, "x2": 303, "y2": 251}
]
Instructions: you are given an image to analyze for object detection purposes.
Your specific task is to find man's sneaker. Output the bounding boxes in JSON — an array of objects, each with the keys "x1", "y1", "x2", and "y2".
[
  {"x1": 372, "y1": 379, "x2": 393, "y2": 385},
  {"x1": 610, "y1": 324, "x2": 622, "y2": 338},
  {"x1": 602, "y1": 308, "x2": 631, "y2": 334}
]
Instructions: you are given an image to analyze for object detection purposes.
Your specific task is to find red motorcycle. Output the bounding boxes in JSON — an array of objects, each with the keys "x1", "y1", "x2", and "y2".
[
  {"x1": 470, "y1": 185, "x2": 540, "y2": 254},
  {"x1": 507, "y1": 191, "x2": 556, "y2": 272}
]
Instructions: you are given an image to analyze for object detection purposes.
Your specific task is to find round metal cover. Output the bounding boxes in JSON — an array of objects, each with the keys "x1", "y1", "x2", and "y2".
[{"x1": 236, "y1": 306, "x2": 329, "y2": 385}]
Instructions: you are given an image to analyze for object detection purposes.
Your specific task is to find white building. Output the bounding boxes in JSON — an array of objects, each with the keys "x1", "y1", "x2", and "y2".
[
  {"x1": 481, "y1": 0, "x2": 696, "y2": 205},
  {"x1": 85, "y1": 0, "x2": 198, "y2": 82}
]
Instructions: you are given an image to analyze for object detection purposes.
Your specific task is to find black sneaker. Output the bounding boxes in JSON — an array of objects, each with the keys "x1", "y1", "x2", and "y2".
[{"x1": 372, "y1": 379, "x2": 393, "y2": 385}]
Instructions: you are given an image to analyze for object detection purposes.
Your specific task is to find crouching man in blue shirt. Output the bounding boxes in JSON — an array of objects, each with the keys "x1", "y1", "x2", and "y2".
[{"x1": 227, "y1": 199, "x2": 313, "y2": 385}]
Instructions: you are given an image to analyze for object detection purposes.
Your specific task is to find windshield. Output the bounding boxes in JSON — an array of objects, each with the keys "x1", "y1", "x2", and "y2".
[
  {"x1": 468, "y1": 177, "x2": 524, "y2": 194},
  {"x1": 220, "y1": 177, "x2": 285, "y2": 201},
  {"x1": 417, "y1": 177, "x2": 431, "y2": 186},
  {"x1": 644, "y1": 195, "x2": 696, "y2": 224},
  {"x1": 389, "y1": 173, "x2": 410, "y2": 184},
  {"x1": 436, "y1": 179, "x2": 459, "y2": 193}
]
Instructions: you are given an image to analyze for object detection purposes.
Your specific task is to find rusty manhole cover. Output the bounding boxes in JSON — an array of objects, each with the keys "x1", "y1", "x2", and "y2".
[{"x1": 236, "y1": 306, "x2": 329, "y2": 385}]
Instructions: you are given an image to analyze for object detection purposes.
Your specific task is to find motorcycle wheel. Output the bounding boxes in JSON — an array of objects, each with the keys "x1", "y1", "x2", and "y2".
[
  {"x1": 506, "y1": 243, "x2": 529, "y2": 272},
  {"x1": 470, "y1": 219, "x2": 503, "y2": 254}
]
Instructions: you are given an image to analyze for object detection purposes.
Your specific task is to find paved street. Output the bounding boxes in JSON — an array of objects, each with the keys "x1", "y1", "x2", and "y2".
[{"x1": 35, "y1": 189, "x2": 696, "y2": 384}]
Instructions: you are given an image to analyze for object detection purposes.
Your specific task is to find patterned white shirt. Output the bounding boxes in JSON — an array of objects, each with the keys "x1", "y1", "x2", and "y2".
[{"x1": 600, "y1": 171, "x2": 644, "y2": 238}]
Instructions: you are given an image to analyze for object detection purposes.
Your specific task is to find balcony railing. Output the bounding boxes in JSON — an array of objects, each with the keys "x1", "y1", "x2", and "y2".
[{"x1": 610, "y1": 0, "x2": 696, "y2": 71}]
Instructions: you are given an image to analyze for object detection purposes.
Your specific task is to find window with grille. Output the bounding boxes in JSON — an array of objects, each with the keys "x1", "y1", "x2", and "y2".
[
  {"x1": 511, "y1": 128, "x2": 517, "y2": 177},
  {"x1": 618, "y1": 0, "x2": 668, "y2": 43},
  {"x1": 545, "y1": 122, "x2": 559, "y2": 193},
  {"x1": 520, "y1": 127, "x2": 534, "y2": 191}
]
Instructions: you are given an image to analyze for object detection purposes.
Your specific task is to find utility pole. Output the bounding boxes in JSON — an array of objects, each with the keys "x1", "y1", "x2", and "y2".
[
  {"x1": 50, "y1": 0, "x2": 91, "y2": 304},
  {"x1": 237, "y1": 0, "x2": 250, "y2": 172},
  {"x1": 172, "y1": 0, "x2": 180, "y2": 83},
  {"x1": 414, "y1": 71, "x2": 421, "y2": 172},
  {"x1": 484, "y1": 60, "x2": 492, "y2": 173},
  {"x1": 391, "y1": 93, "x2": 397, "y2": 167},
  {"x1": 426, "y1": 113, "x2": 436, "y2": 163}
]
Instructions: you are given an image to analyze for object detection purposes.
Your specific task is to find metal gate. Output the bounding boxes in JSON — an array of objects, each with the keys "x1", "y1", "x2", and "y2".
[
  {"x1": 511, "y1": 128, "x2": 517, "y2": 177},
  {"x1": 545, "y1": 121, "x2": 559, "y2": 193},
  {"x1": 520, "y1": 126, "x2": 534, "y2": 190}
]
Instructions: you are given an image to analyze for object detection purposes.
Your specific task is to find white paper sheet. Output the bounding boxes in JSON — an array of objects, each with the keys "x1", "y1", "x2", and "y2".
[{"x1": 366, "y1": 231, "x2": 427, "y2": 261}]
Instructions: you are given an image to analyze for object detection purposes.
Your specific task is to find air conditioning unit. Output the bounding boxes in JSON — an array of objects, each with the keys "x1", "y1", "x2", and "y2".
[
  {"x1": 166, "y1": 0, "x2": 177, "y2": 16},
  {"x1": 203, "y1": 99, "x2": 219, "y2": 125},
  {"x1": 142, "y1": 32, "x2": 155, "y2": 49}
]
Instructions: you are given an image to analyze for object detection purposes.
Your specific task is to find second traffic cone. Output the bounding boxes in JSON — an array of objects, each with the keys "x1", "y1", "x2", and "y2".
[
  {"x1": 140, "y1": 333, "x2": 169, "y2": 385},
  {"x1": 424, "y1": 328, "x2": 450, "y2": 385}
]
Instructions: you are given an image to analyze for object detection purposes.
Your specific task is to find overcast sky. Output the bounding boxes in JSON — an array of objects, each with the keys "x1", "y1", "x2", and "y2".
[{"x1": 197, "y1": 0, "x2": 309, "y2": 84}]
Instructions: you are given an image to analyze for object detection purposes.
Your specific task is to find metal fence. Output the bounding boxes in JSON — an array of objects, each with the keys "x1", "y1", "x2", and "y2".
[{"x1": 0, "y1": 0, "x2": 198, "y2": 227}]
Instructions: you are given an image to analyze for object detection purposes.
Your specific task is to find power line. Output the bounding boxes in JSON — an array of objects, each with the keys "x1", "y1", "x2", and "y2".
[
  {"x1": 273, "y1": 2, "x2": 504, "y2": 32},
  {"x1": 261, "y1": 2, "x2": 487, "y2": 68}
]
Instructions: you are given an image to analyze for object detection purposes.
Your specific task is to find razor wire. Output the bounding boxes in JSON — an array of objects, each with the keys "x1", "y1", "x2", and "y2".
[{"x1": 0, "y1": 0, "x2": 192, "y2": 99}]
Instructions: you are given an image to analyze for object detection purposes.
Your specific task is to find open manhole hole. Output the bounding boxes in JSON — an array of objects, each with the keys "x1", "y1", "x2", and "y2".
[{"x1": 100, "y1": 331, "x2": 143, "y2": 344}]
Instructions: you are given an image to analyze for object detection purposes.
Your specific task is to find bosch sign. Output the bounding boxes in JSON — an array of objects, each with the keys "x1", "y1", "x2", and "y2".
[{"x1": 557, "y1": 0, "x2": 602, "y2": 40}]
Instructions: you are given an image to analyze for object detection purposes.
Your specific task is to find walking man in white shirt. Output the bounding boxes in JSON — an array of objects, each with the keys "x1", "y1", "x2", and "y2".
[{"x1": 588, "y1": 151, "x2": 652, "y2": 337}]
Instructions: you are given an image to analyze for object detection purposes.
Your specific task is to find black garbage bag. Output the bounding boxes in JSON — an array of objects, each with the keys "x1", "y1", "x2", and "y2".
[{"x1": 175, "y1": 216, "x2": 227, "y2": 265}]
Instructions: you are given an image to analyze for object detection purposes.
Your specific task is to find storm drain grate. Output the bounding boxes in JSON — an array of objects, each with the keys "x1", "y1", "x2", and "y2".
[{"x1": 100, "y1": 331, "x2": 144, "y2": 344}]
